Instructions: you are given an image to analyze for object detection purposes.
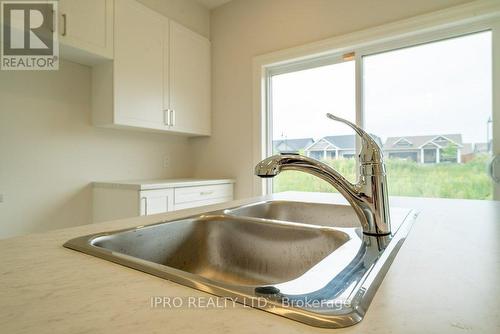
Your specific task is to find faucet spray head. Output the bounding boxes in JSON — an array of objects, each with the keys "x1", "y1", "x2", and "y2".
[{"x1": 255, "y1": 155, "x2": 283, "y2": 177}]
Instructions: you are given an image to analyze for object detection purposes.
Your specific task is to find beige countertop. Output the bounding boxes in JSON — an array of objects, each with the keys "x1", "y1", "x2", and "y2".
[{"x1": 1, "y1": 192, "x2": 499, "y2": 334}]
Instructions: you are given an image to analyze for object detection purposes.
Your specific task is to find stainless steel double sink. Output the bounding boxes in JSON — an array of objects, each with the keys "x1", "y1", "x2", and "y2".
[{"x1": 64, "y1": 199, "x2": 417, "y2": 328}]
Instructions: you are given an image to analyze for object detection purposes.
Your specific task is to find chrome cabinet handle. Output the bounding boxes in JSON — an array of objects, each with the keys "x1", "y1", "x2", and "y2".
[
  {"x1": 142, "y1": 197, "x2": 148, "y2": 215},
  {"x1": 163, "y1": 109, "x2": 170, "y2": 126},
  {"x1": 61, "y1": 14, "x2": 67, "y2": 36},
  {"x1": 170, "y1": 109, "x2": 175, "y2": 127},
  {"x1": 200, "y1": 191, "x2": 214, "y2": 196},
  {"x1": 51, "y1": 10, "x2": 55, "y2": 33}
]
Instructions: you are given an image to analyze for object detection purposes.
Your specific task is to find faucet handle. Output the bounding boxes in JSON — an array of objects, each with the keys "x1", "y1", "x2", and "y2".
[{"x1": 326, "y1": 113, "x2": 383, "y2": 164}]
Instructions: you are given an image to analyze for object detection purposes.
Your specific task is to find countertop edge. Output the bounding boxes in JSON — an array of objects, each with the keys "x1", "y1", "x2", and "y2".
[{"x1": 92, "y1": 178, "x2": 236, "y2": 190}]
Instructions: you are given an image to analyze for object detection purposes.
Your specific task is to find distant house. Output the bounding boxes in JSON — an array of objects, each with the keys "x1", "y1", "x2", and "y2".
[
  {"x1": 474, "y1": 142, "x2": 492, "y2": 154},
  {"x1": 461, "y1": 141, "x2": 492, "y2": 163},
  {"x1": 384, "y1": 134, "x2": 463, "y2": 163},
  {"x1": 460, "y1": 143, "x2": 474, "y2": 163},
  {"x1": 304, "y1": 134, "x2": 382, "y2": 160},
  {"x1": 273, "y1": 138, "x2": 314, "y2": 154}
]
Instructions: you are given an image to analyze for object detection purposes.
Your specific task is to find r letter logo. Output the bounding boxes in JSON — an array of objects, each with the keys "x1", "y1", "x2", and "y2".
[{"x1": 1, "y1": 1, "x2": 59, "y2": 70}]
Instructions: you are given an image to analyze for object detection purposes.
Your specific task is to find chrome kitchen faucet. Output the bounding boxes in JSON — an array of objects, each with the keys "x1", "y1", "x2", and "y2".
[{"x1": 255, "y1": 113, "x2": 391, "y2": 236}]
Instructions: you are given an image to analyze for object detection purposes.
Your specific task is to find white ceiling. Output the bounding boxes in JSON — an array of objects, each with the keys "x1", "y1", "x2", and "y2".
[{"x1": 196, "y1": 0, "x2": 232, "y2": 9}]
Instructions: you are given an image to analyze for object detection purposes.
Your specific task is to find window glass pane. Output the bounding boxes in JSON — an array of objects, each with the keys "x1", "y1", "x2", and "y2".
[
  {"x1": 270, "y1": 61, "x2": 356, "y2": 192},
  {"x1": 364, "y1": 31, "x2": 492, "y2": 199}
]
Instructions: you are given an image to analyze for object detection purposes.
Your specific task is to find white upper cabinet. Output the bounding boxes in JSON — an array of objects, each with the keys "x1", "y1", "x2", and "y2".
[
  {"x1": 169, "y1": 22, "x2": 211, "y2": 136},
  {"x1": 58, "y1": 0, "x2": 113, "y2": 63},
  {"x1": 91, "y1": 0, "x2": 211, "y2": 136},
  {"x1": 113, "y1": 0, "x2": 165, "y2": 129}
]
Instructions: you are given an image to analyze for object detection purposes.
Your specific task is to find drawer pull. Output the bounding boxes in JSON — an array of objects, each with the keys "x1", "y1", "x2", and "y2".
[{"x1": 200, "y1": 191, "x2": 214, "y2": 196}]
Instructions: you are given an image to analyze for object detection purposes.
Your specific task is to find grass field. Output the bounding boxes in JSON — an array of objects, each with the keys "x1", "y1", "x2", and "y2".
[{"x1": 273, "y1": 155, "x2": 492, "y2": 200}]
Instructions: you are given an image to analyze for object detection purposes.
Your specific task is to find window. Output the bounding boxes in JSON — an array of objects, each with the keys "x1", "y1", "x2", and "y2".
[
  {"x1": 269, "y1": 60, "x2": 356, "y2": 193},
  {"x1": 265, "y1": 28, "x2": 495, "y2": 200},
  {"x1": 364, "y1": 31, "x2": 492, "y2": 199}
]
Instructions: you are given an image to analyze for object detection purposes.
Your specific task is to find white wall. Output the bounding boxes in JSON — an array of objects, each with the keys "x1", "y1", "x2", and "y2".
[
  {"x1": 191, "y1": 0, "x2": 474, "y2": 199},
  {"x1": 0, "y1": 60, "x2": 191, "y2": 238},
  {"x1": 0, "y1": 0, "x2": 210, "y2": 239}
]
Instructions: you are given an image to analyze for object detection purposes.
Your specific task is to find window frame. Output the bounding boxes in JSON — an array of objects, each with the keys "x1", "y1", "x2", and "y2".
[{"x1": 252, "y1": 2, "x2": 500, "y2": 199}]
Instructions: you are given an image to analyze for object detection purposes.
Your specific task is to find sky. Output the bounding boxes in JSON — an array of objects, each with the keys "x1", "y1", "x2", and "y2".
[{"x1": 271, "y1": 31, "x2": 492, "y2": 144}]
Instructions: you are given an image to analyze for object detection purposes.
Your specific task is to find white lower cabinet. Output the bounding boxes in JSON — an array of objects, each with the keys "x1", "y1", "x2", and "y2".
[
  {"x1": 92, "y1": 179, "x2": 234, "y2": 223},
  {"x1": 140, "y1": 189, "x2": 174, "y2": 216}
]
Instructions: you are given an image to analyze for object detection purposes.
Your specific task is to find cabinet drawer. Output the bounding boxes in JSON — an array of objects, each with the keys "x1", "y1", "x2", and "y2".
[{"x1": 174, "y1": 184, "x2": 233, "y2": 205}]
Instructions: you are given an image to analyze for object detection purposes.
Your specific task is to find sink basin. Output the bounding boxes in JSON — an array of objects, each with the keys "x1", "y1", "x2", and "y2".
[
  {"x1": 225, "y1": 200, "x2": 360, "y2": 228},
  {"x1": 64, "y1": 199, "x2": 417, "y2": 328},
  {"x1": 91, "y1": 215, "x2": 350, "y2": 286}
]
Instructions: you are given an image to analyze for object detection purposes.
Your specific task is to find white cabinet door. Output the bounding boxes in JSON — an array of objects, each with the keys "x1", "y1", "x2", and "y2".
[
  {"x1": 113, "y1": 0, "x2": 166, "y2": 130},
  {"x1": 58, "y1": 0, "x2": 113, "y2": 59},
  {"x1": 140, "y1": 189, "x2": 174, "y2": 216},
  {"x1": 169, "y1": 21, "x2": 211, "y2": 135}
]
